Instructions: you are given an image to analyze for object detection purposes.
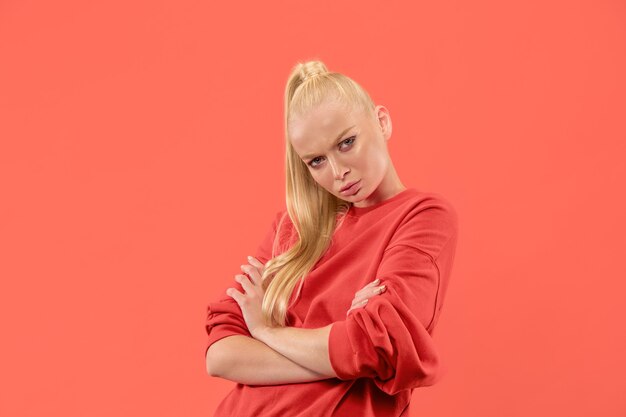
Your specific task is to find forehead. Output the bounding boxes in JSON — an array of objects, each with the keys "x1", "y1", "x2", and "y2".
[{"x1": 289, "y1": 101, "x2": 359, "y2": 152}]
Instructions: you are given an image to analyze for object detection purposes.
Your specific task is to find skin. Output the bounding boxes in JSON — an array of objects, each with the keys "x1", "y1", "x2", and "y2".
[
  {"x1": 209, "y1": 100, "x2": 404, "y2": 383},
  {"x1": 288, "y1": 98, "x2": 406, "y2": 208}
]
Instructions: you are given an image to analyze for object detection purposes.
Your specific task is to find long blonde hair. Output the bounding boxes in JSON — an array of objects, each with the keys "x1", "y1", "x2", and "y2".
[{"x1": 260, "y1": 59, "x2": 377, "y2": 327}]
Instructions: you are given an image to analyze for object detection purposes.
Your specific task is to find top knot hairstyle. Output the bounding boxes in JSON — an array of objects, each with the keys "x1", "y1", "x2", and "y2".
[
  {"x1": 259, "y1": 59, "x2": 378, "y2": 327},
  {"x1": 285, "y1": 60, "x2": 376, "y2": 127},
  {"x1": 298, "y1": 62, "x2": 326, "y2": 82}
]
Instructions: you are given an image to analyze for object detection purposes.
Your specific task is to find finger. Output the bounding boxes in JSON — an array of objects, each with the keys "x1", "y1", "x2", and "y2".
[
  {"x1": 354, "y1": 282, "x2": 383, "y2": 300},
  {"x1": 247, "y1": 255, "x2": 265, "y2": 269},
  {"x1": 351, "y1": 286, "x2": 386, "y2": 307},
  {"x1": 234, "y1": 274, "x2": 255, "y2": 294},
  {"x1": 359, "y1": 283, "x2": 386, "y2": 298},
  {"x1": 355, "y1": 280, "x2": 380, "y2": 296},
  {"x1": 350, "y1": 296, "x2": 370, "y2": 308},
  {"x1": 246, "y1": 261, "x2": 266, "y2": 280},
  {"x1": 350, "y1": 295, "x2": 367, "y2": 307},
  {"x1": 226, "y1": 287, "x2": 243, "y2": 303},
  {"x1": 346, "y1": 299, "x2": 369, "y2": 316},
  {"x1": 240, "y1": 264, "x2": 262, "y2": 285},
  {"x1": 247, "y1": 257, "x2": 266, "y2": 276}
]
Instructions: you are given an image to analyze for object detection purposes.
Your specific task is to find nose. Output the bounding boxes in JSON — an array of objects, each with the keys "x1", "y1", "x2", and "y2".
[{"x1": 329, "y1": 158, "x2": 349, "y2": 180}]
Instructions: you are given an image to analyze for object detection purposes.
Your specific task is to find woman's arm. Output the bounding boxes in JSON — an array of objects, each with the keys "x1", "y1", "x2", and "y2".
[
  {"x1": 252, "y1": 323, "x2": 337, "y2": 378},
  {"x1": 206, "y1": 335, "x2": 330, "y2": 385},
  {"x1": 248, "y1": 282, "x2": 382, "y2": 377}
]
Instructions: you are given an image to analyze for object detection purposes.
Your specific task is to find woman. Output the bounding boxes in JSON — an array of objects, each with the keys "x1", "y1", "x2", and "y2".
[{"x1": 204, "y1": 59, "x2": 459, "y2": 416}]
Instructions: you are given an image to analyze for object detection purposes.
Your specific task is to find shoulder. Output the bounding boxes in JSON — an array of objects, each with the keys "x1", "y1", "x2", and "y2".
[
  {"x1": 273, "y1": 208, "x2": 293, "y2": 232},
  {"x1": 264, "y1": 207, "x2": 291, "y2": 231},
  {"x1": 396, "y1": 189, "x2": 458, "y2": 229},
  {"x1": 406, "y1": 190, "x2": 458, "y2": 229},
  {"x1": 269, "y1": 208, "x2": 298, "y2": 252},
  {"x1": 388, "y1": 189, "x2": 459, "y2": 259}
]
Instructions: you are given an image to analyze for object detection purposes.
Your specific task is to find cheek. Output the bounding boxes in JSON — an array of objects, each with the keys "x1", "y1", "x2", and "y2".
[
  {"x1": 309, "y1": 170, "x2": 326, "y2": 184},
  {"x1": 361, "y1": 147, "x2": 387, "y2": 174},
  {"x1": 310, "y1": 170, "x2": 335, "y2": 189}
]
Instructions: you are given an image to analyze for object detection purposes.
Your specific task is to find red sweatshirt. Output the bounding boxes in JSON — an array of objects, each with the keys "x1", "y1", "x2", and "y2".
[{"x1": 204, "y1": 188, "x2": 459, "y2": 417}]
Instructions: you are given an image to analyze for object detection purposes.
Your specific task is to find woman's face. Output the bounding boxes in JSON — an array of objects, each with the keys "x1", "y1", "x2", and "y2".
[{"x1": 289, "y1": 99, "x2": 400, "y2": 207}]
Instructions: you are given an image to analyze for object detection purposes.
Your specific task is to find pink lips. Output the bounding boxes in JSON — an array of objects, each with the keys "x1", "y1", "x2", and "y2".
[{"x1": 340, "y1": 180, "x2": 361, "y2": 196}]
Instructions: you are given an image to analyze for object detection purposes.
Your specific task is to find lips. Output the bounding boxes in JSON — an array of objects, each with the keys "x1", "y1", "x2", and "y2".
[
  {"x1": 340, "y1": 180, "x2": 359, "y2": 192},
  {"x1": 339, "y1": 180, "x2": 362, "y2": 196}
]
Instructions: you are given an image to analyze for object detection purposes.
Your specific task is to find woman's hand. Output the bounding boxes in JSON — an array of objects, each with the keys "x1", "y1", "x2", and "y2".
[
  {"x1": 346, "y1": 278, "x2": 386, "y2": 316},
  {"x1": 225, "y1": 255, "x2": 269, "y2": 339}
]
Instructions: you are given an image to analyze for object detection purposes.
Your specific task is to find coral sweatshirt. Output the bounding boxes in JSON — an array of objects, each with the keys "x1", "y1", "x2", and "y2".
[{"x1": 204, "y1": 187, "x2": 459, "y2": 417}]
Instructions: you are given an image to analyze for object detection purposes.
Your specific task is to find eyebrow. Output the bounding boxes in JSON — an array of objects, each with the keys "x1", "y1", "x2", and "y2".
[{"x1": 302, "y1": 125, "x2": 356, "y2": 160}]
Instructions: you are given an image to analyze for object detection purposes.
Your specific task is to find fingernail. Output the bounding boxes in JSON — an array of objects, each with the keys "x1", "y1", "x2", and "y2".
[
  {"x1": 372, "y1": 278, "x2": 380, "y2": 284},
  {"x1": 247, "y1": 256, "x2": 254, "y2": 261}
]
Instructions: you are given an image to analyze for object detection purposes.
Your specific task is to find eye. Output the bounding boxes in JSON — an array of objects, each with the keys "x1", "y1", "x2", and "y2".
[
  {"x1": 340, "y1": 136, "x2": 356, "y2": 149},
  {"x1": 308, "y1": 157, "x2": 323, "y2": 168},
  {"x1": 307, "y1": 136, "x2": 356, "y2": 168}
]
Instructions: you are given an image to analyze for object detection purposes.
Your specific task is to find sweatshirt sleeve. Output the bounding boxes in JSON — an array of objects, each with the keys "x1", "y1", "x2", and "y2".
[
  {"x1": 328, "y1": 200, "x2": 459, "y2": 395},
  {"x1": 204, "y1": 209, "x2": 284, "y2": 357}
]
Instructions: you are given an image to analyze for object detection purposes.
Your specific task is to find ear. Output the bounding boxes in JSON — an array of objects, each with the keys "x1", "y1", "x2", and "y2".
[{"x1": 374, "y1": 105, "x2": 392, "y2": 141}]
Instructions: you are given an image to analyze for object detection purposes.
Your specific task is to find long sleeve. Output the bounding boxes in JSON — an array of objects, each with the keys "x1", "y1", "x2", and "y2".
[
  {"x1": 327, "y1": 201, "x2": 459, "y2": 396},
  {"x1": 204, "y1": 209, "x2": 285, "y2": 357}
]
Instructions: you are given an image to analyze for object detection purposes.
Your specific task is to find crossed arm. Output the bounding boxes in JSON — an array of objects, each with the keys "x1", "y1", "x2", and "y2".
[
  {"x1": 206, "y1": 274, "x2": 381, "y2": 385},
  {"x1": 206, "y1": 324, "x2": 336, "y2": 385},
  {"x1": 206, "y1": 204, "x2": 457, "y2": 391}
]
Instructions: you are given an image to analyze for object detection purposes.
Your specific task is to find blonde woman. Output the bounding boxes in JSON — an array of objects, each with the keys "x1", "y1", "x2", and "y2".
[{"x1": 204, "y1": 59, "x2": 459, "y2": 417}]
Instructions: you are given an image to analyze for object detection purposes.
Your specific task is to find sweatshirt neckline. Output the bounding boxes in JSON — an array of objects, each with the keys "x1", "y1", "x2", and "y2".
[{"x1": 349, "y1": 188, "x2": 414, "y2": 217}]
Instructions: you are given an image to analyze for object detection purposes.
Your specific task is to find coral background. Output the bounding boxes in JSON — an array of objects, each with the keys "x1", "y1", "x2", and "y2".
[{"x1": 1, "y1": 0, "x2": 624, "y2": 415}]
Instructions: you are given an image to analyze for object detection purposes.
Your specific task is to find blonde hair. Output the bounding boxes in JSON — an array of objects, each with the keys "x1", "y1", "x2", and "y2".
[{"x1": 260, "y1": 59, "x2": 378, "y2": 327}]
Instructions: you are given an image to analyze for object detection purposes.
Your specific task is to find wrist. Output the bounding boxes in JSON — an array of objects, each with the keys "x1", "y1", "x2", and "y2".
[{"x1": 251, "y1": 324, "x2": 273, "y2": 342}]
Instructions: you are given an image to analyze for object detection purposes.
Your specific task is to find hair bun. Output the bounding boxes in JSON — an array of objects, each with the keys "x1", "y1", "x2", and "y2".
[{"x1": 298, "y1": 60, "x2": 329, "y2": 82}]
